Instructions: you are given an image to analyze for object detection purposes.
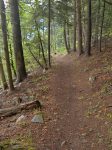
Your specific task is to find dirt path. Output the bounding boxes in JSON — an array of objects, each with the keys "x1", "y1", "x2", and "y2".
[
  {"x1": 52, "y1": 55, "x2": 86, "y2": 149},
  {"x1": 36, "y1": 54, "x2": 92, "y2": 150},
  {"x1": 51, "y1": 55, "x2": 81, "y2": 149},
  {"x1": 36, "y1": 53, "x2": 110, "y2": 150}
]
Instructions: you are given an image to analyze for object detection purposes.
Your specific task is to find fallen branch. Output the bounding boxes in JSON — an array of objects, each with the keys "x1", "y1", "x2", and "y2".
[
  {"x1": 106, "y1": 105, "x2": 112, "y2": 108},
  {"x1": 28, "y1": 46, "x2": 44, "y2": 69},
  {"x1": 0, "y1": 100, "x2": 41, "y2": 118}
]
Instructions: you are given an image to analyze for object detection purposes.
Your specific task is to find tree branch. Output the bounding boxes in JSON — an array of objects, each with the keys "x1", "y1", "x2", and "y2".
[{"x1": 104, "y1": 0, "x2": 112, "y2": 5}]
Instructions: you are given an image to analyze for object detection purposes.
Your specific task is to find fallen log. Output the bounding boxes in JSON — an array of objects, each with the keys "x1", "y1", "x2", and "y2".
[{"x1": 0, "y1": 100, "x2": 41, "y2": 118}]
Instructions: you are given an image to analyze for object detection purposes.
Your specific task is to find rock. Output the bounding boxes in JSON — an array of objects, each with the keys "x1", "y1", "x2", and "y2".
[
  {"x1": 43, "y1": 69, "x2": 46, "y2": 74},
  {"x1": 31, "y1": 114, "x2": 44, "y2": 123},
  {"x1": 16, "y1": 115, "x2": 26, "y2": 125},
  {"x1": 10, "y1": 116, "x2": 17, "y2": 122},
  {"x1": 82, "y1": 139, "x2": 88, "y2": 144},
  {"x1": 61, "y1": 141, "x2": 66, "y2": 147},
  {"x1": 89, "y1": 76, "x2": 96, "y2": 84},
  {"x1": 84, "y1": 68, "x2": 89, "y2": 72},
  {"x1": 11, "y1": 144, "x2": 24, "y2": 150}
]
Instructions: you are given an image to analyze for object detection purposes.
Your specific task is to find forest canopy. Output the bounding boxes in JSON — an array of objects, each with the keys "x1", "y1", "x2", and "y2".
[{"x1": 0, "y1": 0, "x2": 112, "y2": 90}]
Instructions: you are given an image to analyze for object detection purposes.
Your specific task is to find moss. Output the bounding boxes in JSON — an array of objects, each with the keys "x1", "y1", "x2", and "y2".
[{"x1": 0, "y1": 137, "x2": 35, "y2": 150}]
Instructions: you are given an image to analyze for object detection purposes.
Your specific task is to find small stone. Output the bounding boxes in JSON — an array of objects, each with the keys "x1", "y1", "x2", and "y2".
[
  {"x1": 105, "y1": 121, "x2": 108, "y2": 125},
  {"x1": 84, "y1": 68, "x2": 89, "y2": 72},
  {"x1": 82, "y1": 139, "x2": 88, "y2": 143},
  {"x1": 89, "y1": 76, "x2": 96, "y2": 83},
  {"x1": 56, "y1": 128, "x2": 60, "y2": 132},
  {"x1": 31, "y1": 114, "x2": 44, "y2": 123},
  {"x1": 61, "y1": 141, "x2": 66, "y2": 147},
  {"x1": 81, "y1": 133, "x2": 87, "y2": 137},
  {"x1": 43, "y1": 69, "x2": 46, "y2": 74},
  {"x1": 11, "y1": 144, "x2": 24, "y2": 150},
  {"x1": 16, "y1": 115, "x2": 26, "y2": 125},
  {"x1": 89, "y1": 128, "x2": 93, "y2": 133},
  {"x1": 10, "y1": 116, "x2": 18, "y2": 122}
]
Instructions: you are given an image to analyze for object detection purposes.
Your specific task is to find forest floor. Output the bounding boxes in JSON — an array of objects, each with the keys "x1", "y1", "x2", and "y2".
[{"x1": 0, "y1": 45, "x2": 112, "y2": 150}]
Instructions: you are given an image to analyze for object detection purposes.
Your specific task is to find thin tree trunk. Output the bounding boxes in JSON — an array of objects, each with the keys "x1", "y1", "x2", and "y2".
[
  {"x1": 9, "y1": 44, "x2": 16, "y2": 77},
  {"x1": 53, "y1": 21, "x2": 57, "y2": 51},
  {"x1": 0, "y1": 57, "x2": 8, "y2": 90},
  {"x1": 28, "y1": 46, "x2": 44, "y2": 69},
  {"x1": 35, "y1": 20, "x2": 47, "y2": 68},
  {"x1": 99, "y1": 1, "x2": 106, "y2": 52},
  {"x1": 0, "y1": 0, "x2": 14, "y2": 91},
  {"x1": 76, "y1": 0, "x2": 83, "y2": 55},
  {"x1": 63, "y1": 23, "x2": 69, "y2": 54},
  {"x1": 67, "y1": 23, "x2": 71, "y2": 50},
  {"x1": 95, "y1": 0, "x2": 101, "y2": 49},
  {"x1": 73, "y1": 0, "x2": 77, "y2": 52},
  {"x1": 48, "y1": 0, "x2": 51, "y2": 67},
  {"x1": 81, "y1": 0, "x2": 87, "y2": 51},
  {"x1": 86, "y1": 0, "x2": 92, "y2": 56}
]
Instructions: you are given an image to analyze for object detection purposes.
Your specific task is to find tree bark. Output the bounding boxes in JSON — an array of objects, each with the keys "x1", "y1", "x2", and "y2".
[
  {"x1": 63, "y1": 22, "x2": 70, "y2": 54},
  {"x1": 76, "y1": 0, "x2": 83, "y2": 55},
  {"x1": 0, "y1": 56, "x2": 8, "y2": 90},
  {"x1": 99, "y1": 1, "x2": 106, "y2": 52},
  {"x1": 9, "y1": 43, "x2": 17, "y2": 77},
  {"x1": 0, "y1": 0, "x2": 14, "y2": 91},
  {"x1": 67, "y1": 23, "x2": 71, "y2": 51},
  {"x1": 94, "y1": 0, "x2": 101, "y2": 50},
  {"x1": 86, "y1": 0, "x2": 92, "y2": 56},
  {"x1": 0, "y1": 100, "x2": 41, "y2": 118},
  {"x1": 48, "y1": 0, "x2": 51, "y2": 67},
  {"x1": 34, "y1": 20, "x2": 47, "y2": 69},
  {"x1": 104, "y1": 0, "x2": 112, "y2": 5},
  {"x1": 73, "y1": 0, "x2": 77, "y2": 52},
  {"x1": 9, "y1": 0, "x2": 27, "y2": 83}
]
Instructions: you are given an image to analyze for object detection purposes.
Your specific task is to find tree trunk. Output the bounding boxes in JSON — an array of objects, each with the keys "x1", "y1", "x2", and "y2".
[
  {"x1": 67, "y1": 23, "x2": 71, "y2": 50},
  {"x1": 0, "y1": 0, "x2": 14, "y2": 91},
  {"x1": 73, "y1": 0, "x2": 77, "y2": 52},
  {"x1": 94, "y1": 0, "x2": 101, "y2": 49},
  {"x1": 0, "y1": 57, "x2": 8, "y2": 90},
  {"x1": 48, "y1": 0, "x2": 51, "y2": 67},
  {"x1": 9, "y1": 0, "x2": 27, "y2": 83},
  {"x1": 35, "y1": 20, "x2": 47, "y2": 69},
  {"x1": 63, "y1": 23, "x2": 69, "y2": 54},
  {"x1": 86, "y1": 0, "x2": 92, "y2": 56},
  {"x1": 53, "y1": 21, "x2": 57, "y2": 51},
  {"x1": 99, "y1": 1, "x2": 106, "y2": 52},
  {"x1": 9, "y1": 43, "x2": 17, "y2": 77},
  {"x1": 76, "y1": 0, "x2": 83, "y2": 55}
]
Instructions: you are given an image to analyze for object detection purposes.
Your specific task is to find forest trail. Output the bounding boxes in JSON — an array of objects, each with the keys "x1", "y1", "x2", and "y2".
[
  {"x1": 35, "y1": 53, "x2": 109, "y2": 150},
  {"x1": 34, "y1": 54, "x2": 85, "y2": 150},
  {"x1": 48, "y1": 54, "x2": 86, "y2": 149},
  {"x1": 1, "y1": 50, "x2": 112, "y2": 150}
]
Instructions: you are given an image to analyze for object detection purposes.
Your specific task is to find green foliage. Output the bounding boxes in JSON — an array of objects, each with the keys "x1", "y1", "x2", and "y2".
[{"x1": 0, "y1": 0, "x2": 112, "y2": 84}]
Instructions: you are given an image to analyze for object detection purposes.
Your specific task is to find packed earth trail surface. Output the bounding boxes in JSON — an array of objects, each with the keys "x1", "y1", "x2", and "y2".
[
  {"x1": 0, "y1": 49, "x2": 112, "y2": 150},
  {"x1": 39, "y1": 53, "x2": 110, "y2": 150}
]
